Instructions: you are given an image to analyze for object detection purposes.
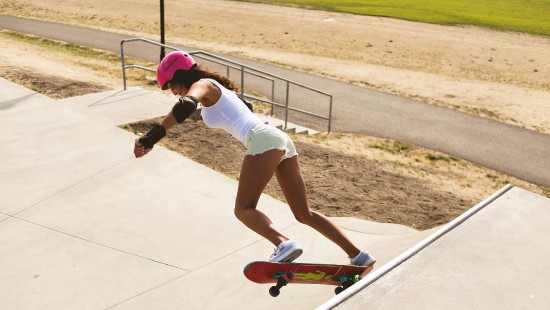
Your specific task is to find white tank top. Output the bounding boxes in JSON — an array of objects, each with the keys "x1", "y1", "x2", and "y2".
[{"x1": 200, "y1": 79, "x2": 262, "y2": 145}]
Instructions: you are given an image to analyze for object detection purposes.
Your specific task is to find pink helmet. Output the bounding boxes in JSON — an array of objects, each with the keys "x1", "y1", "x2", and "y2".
[{"x1": 156, "y1": 51, "x2": 197, "y2": 90}]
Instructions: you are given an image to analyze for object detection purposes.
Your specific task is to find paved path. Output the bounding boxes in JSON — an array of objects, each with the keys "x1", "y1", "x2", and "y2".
[{"x1": 1, "y1": 15, "x2": 549, "y2": 187}]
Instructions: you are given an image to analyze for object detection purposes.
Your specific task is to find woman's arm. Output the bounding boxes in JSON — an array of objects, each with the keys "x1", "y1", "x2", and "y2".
[
  {"x1": 134, "y1": 80, "x2": 219, "y2": 158},
  {"x1": 159, "y1": 110, "x2": 179, "y2": 132},
  {"x1": 158, "y1": 79, "x2": 219, "y2": 131},
  {"x1": 133, "y1": 110, "x2": 179, "y2": 158},
  {"x1": 133, "y1": 97, "x2": 197, "y2": 158}
]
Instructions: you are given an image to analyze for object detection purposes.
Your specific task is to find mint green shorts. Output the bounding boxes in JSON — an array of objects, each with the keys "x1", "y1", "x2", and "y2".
[{"x1": 246, "y1": 123, "x2": 298, "y2": 161}]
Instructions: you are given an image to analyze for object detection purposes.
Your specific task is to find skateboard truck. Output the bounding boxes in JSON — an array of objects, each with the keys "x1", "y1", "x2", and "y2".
[
  {"x1": 269, "y1": 271, "x2": 295, "y2": 297},
  {"x1": 335, "y1": 274, "x2": 362, "y2": 295},
  {"x1": 269, "y1": 272, "x2": 361, "y2": 297}
]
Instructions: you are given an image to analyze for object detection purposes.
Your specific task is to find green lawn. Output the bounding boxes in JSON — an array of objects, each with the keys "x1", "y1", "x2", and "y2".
[{"x1": 235, "y1": 0, "x2": 550, "y2": 36}]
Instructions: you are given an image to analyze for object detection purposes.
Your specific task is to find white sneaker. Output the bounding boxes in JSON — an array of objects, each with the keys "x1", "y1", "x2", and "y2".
[
  {"x1": 269, "y1": 240, "x2": 303, "y2": 263},
  {"x1": 350, "y1": 251, "x2": 376, "y2": 266}
]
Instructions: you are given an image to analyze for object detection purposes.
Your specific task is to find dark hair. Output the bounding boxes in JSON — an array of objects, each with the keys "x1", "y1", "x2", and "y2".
[
  {"x1": 172, "y1": 64, "x2": 252, "y2": 111},
  {"x1": 172, "y1": 64, "x2": 238, "y2": 92}
]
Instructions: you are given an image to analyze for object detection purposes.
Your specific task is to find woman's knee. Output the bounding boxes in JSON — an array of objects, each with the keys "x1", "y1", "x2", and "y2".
[
  {"x1": 234, "y1": 202, "x2": 256, "y2": 221},
  {"x1": 294, "y1": 209, "x2": 315, "y2": 225},
  {"x1": 234, "y1": 206, "x2": 245, "y2": 221}
]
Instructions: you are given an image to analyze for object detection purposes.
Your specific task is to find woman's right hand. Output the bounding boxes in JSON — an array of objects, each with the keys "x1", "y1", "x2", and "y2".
[{"x1": 134, "y1": 138, "x2": 152, "y2": 158}]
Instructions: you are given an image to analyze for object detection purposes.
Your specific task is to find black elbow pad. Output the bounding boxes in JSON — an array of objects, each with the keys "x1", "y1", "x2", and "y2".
[{"x1": 173, "y1": 96, "x2": 198, "y2": 123}]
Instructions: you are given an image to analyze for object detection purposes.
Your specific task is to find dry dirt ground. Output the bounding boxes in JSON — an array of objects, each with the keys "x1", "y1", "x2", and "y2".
[{"x1": 1, "y1": 0, "x2": 549, "y2": 229}]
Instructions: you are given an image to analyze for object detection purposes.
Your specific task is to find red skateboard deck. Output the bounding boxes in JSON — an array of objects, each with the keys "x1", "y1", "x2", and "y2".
[{"x1": 244, "y1": 261, "x2": 373, "y2": 297}]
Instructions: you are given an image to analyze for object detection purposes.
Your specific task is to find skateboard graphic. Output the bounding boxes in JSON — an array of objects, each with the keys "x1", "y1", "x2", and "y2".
[{"x1": 243, "y1": 261, "x2": 373, "y2": 297}]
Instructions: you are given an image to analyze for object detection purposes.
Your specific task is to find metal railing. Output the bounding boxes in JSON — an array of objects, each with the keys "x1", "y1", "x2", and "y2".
[{"x1": 121, "y1": 38, "x2": 333, "y2": 132}]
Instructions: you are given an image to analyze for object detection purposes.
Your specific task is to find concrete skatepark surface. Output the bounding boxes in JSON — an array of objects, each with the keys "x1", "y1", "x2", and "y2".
[
  {"x1": 0, "y1": 79, "x2": 433, "y2": 309},
  {"x1": 2, "y1": 78, "x2": 550, "y2": 309}
]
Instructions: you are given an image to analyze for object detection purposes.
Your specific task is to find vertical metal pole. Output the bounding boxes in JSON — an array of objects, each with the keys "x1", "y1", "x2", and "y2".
[
  {"x1": 270, "y1": 80, "x2": 275, "y2": 117},
  {"x1": 160, "y1": 0, "x2": 166, "y2": 61},
  {"x1": 328, "y1": 95, "x2": 333, "y2": 133},
  {"x1": 284, "y1": 81, "x2": 290, "y2": 130},
  {"x1": 120, "y1": 40, "x2": 127, "y2": 90},
  {"x1": 240, "y1": 65, "x2": 245, "y2": 98}
]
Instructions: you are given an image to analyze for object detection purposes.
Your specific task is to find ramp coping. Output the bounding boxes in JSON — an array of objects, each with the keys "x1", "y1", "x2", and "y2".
[{"x1": 316, "y1": 183, "x2": 515, "y2": 310}]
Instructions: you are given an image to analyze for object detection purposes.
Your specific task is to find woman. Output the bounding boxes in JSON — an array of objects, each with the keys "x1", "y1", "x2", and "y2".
[{"x1": 134, "y1": 51, "x2": 375, "y2": 266}]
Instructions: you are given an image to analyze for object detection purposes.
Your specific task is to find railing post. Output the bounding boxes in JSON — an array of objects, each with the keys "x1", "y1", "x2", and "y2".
[
  {"x1": 120, "y1": 40, "x2": 127, "y2": 90},
  {"x1": 270, "y1": 79, "x2": 275, "y2": 117},
  {"x1": 328, "y1": 95, "x2": 333, "y2": 133},
  {"x1": 240, "y1": 65, "x2": 245, "y2": 98},
  {"x1": 284, "y1": 81, "x2": 290, "y2": 130}
]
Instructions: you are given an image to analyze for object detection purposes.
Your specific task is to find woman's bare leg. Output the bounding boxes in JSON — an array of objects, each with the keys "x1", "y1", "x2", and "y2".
[
  {"x1": 275, "y1": 156, "x2": 361, "y2": 258},
  {"x1": 234, "y1": 149, "x2": 289, "y2": 246}
]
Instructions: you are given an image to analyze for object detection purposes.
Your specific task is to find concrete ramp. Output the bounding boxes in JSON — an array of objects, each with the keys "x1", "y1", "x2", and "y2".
[
  {"x1": 2, "y1": 80, "x2": 548, "y2": 309},
  {"x1": 321, "y1": 185, "x2": 550, "y2": 309},
  {"x1": 0, "y1": 79, "x2": 432, "y2": 309}
]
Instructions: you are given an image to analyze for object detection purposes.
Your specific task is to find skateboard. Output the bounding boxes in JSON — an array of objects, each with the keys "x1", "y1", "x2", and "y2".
[{"x1": 243, "y1": 261, "x2": 373, "y2": 297}]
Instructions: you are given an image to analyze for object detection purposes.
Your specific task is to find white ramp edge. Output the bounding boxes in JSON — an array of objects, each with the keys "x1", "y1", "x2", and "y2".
[{"x1": 317, "y1": 184, "x2": 515, "y2": 310}]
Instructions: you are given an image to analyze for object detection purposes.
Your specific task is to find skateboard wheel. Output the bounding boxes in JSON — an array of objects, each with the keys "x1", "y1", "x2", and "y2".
[
  {"x1": 335, "y1": 286, "x2": 344, "y2": 295},
  {"x1": 269, "y1": 286, "x2": 280, "y2": 297},
  {"x1": 285, "y1": 271, "x2": 295, "y2": 281},
  {"x1": 353, "y1": 275, "x2": 362, "y2": 283}
]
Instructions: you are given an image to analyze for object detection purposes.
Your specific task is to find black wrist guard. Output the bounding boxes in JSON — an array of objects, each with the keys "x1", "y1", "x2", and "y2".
[
  {"x1": 138, "y1": 124, "x2": 166, "y2": 149},
  {"x1": 173, "y1": 96, "x2": 198, "y2": 123}
]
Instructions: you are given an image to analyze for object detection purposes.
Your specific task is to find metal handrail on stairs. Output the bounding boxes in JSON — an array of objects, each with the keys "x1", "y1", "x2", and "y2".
[{"x1": 120, "y1": 38, "x2": 333, "y2": 132}]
